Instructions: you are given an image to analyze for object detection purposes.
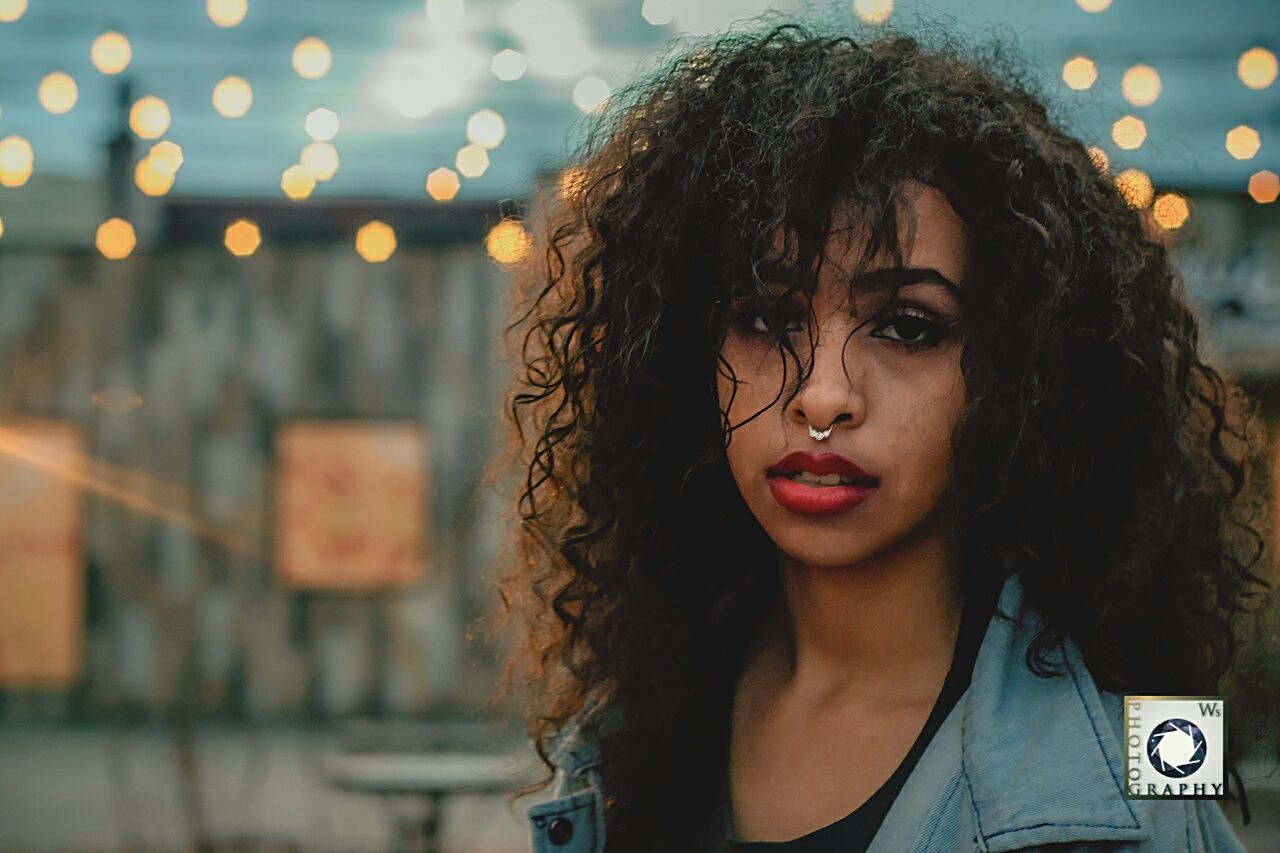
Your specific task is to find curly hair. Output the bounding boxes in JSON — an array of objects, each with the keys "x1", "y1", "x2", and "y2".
[{"x1": 481, "y1": 20, "x2": 1278, "y2": 851}]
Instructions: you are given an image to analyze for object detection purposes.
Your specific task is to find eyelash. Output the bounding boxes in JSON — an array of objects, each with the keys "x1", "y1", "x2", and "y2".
[{"x1": 728, "y1": 304, "x2": 951, "y2": 352}]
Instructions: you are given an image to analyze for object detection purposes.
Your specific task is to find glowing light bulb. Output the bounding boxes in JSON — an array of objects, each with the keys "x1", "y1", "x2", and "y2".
[
  {"x1": 1062, "y1": 55, "x2": 1098, "y2": 90},
  {"x1": 0, "y1": 134, "x2": 34, "y2": 187},
  {"x1": 641, "y1": 0, "x2": 674, "y2": 26},
  {"x1": 485, "y1": 219, "x2": 532, "y2": 264},
  {"x1": 1114, "y1": 168, "x2": 1153, "y2": 209},
  {"x1": 1225, "y1": 125, "x2": 1261, "y2": 160},
  {"x1": 1151, "y1": 193, "x2": 1190, "y2": 230},
  {"x1": 1075, "y1": 0, "x2": 1112, "y2": 11},
  {"x1": 281, "y1": 164, "x2": 316, "y2": 200},
  {"x1": 1237, "y1": 47, "x2": 1277, "y2": 90},
  {"x1": 491, "y1": 49, "x2": 527, "y2": 81},
  {"x1": 293, "y1": 37, "x2": 332, "y2": 80},
  {"x1": 1121, "y1": 64, "x2": 1161, "y2": 107},
  {"x1": 1111, "y1": 115, "x2": 1147, "y2": 151},
  {"x1": 466, "y1": 108, "x2": 506, "y2": 149},
  {"x1": 213, "y1": 75, "x2": 253, "y2": 118},
  {"x1": 130, "y1": 96, "x2": 171, "y2": 139},
  {"x1": 1247, "y1": 170, "x2": 1278, "y2": 204},
  {"x1": 134, "y1": 156, "x2": 174, "y2": 196},
  {"x1": 96, "y1": 217, "x2": 137, "y2": 259},
  {"x1": 0, "y1": 0, "x2": 27, "y2": 24},
  {"x1": 356, "y1": 221, "x2": 397, "y2": 263},
  {"x1": 426, "y1": 167, "x2": 460, "y2": 201},
  {"x1": 455, "y1": 144, "x2": 489, "y2": 178},
  {"x1": 38, "y1": 71, "x2": 78, "y2": 115},
  {"x1": 305, "y1": 108, "x2": 339, "y2": 141},
  {"x1": 92, "y1": 31, "x2": 132, "y2": 75},
  {"x1": 148, "y1": 141, "x2": 183, "y2": 175},
  {"x1": 572, "y1": 76, "x2": 611, "y2": 113},
  {"x1": 300, "y1": 142, "x2": 339, "y2": 181},
  {"x1": 224, "y1": 218, "x2": 261, "y2": 256},
  {"x1": 207, "y1": 0, "x2": 248, "y2": 27},
  {"x1": 853, "y1": 0, "x2": 893, "y2": 25}
]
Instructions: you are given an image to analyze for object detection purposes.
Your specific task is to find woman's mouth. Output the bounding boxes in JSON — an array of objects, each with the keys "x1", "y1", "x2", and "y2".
[{"x1": 766, "y1": 472, "x2": 878, "y2": 516}]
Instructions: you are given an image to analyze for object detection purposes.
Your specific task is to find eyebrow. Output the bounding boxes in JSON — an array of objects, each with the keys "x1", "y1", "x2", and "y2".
[{"x1": 754, "y1": 260, "x2": 964, "y2": 303}]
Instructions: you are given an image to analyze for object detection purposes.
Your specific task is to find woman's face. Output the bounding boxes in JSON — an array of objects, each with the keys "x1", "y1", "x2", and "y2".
[{"x1": 716, "y1": 183, "x2": 970, "y2": 569}]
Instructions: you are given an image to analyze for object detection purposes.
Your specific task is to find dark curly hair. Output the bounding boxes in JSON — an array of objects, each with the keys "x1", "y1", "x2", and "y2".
[{"x1": 480, "y1": 19, "x2": 1279, "y2": 851}]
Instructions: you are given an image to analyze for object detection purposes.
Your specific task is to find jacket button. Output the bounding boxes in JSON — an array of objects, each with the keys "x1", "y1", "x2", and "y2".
[{"x1": 547, "y1": 816, "x2": 575, "y2": 845}]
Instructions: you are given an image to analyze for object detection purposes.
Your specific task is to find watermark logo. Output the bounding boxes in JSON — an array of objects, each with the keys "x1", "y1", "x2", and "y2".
[{"x1": 1124, "y1": 696, "x2": 1226, "y2": 799}]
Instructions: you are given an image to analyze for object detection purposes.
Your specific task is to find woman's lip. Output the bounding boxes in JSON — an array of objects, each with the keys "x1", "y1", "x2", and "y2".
[{"x1": 767, "y1": 474, "x2": 877, "y2": 517}]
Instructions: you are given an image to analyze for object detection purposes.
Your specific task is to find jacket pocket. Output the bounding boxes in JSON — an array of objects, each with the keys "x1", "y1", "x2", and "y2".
[{"x1": 527, "y1": 787, "x2": 603, "y2": 853}]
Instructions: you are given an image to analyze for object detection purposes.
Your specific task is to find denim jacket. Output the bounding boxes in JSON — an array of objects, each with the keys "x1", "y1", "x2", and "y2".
[{"x1": 526, "y1": 572, "x2": 1249, "y2": 852}]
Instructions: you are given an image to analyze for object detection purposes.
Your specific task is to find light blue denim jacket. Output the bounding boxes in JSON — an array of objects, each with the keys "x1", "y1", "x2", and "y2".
[{"x1": 526, "y1": 572, "x2": 1249, "y2": 852}]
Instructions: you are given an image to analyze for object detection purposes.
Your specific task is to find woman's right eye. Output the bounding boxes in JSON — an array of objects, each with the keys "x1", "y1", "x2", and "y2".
[{"x1": 731, "y1": 307, "x2": 804, "y2": 336}]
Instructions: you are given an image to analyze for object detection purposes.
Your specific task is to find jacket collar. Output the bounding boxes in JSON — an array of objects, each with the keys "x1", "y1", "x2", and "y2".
[{"x1": 963, "y1": 571, "x2": 1152, "y2": 851}]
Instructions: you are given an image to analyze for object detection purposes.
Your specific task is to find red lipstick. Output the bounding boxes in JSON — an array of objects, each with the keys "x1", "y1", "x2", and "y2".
[{"x1": 765, "y1": 451, "x2": 879, "y2": 517}]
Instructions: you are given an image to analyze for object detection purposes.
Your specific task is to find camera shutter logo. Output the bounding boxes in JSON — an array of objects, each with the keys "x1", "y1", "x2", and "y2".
[
  {"x1": 1124, "y1": 695, "x2": 1226, "y2": 799},
  {"x1": 1146, "y1": 718, "x2": 1207, "y2": 778}
]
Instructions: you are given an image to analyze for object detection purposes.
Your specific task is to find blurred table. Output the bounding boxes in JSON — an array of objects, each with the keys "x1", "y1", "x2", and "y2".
[{"x1": 324, "y1": 749, "x2": 537, "y2": 853}]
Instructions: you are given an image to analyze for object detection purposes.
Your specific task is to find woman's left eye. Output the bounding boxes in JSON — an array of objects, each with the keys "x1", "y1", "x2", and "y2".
[{"x1": 871, "y1": 308, "x2": 949, "y2": 349}]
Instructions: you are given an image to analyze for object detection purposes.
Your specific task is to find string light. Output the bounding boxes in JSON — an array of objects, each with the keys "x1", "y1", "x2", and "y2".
[
  {"x1": 852, "y1": 0, "x2": 893, "y2": 25},
  {"x1": 1237, "y1": 47, "x2": 1278, "y2": 90},
  {"x1": 1075, "y1": 0, "x2": 1112, "y2": 11},
  {"x1": 305, "y1": 108, "x2": 339, "y2": 141},
  {"x1": 0, "y1": 215, "x2": 4, "y2": 239},
  {"x1": 641, "y1": 0, "x2": 674, "y2": 26},
  {"x1": 130, "y1": 96, "x2": 171, "y2": 139},
  {"x1": 0, "y1": 0, "x2": 27, "y2": 24},
  {"x1": 134, "y1": 156, "x2": 174, "y2": 196},
  {"x1": 213, "y1": 75, "x2": 253, "y2": 118},
  {"x1": 356, "y1": 221, "x2": 397, "y2": 263},
  {"x1": 96, "y1": 218, "x2": 137, "y2": 260},
  {"x1": 455, "y1": 144, "x2": 489, "y2": 178},
  {"x1": 207, "y1": 0, "x2": 248, "y2": 28},
  {"x1": 1111, "y1": 115, "x2": 1147, "y2": 150},
  {"x1": 491, "y1": 49, "x2": 527, "y2": 81},
  {"x1": 148, "y1": 141, "x2": 183, "y2": 175},
  {"x1": 0, "y1": 134, "x2": 34, "y2": 187},
  {"x1": 293, "y1": 37, "x2": 332, "y2": 80},
  {"x1": 1062, "y1": 55, "x2": 1098, "y2": 90},
  {"x1": 38, "y1": 71, "x2": 78, "y2": 115},
  {"x1": 1114, "y1": 168, "x2": 1154, "y2": 209},
  {"x1": 1247, "y1": 170, "x2": 1278, "y2": 204},
  {"x1": 485, "y1": 219, "x2": 532, "y2": 264},
  {"x1": 572, "y1": 76, "x2": 611, "y2": 113},
  {"x1": 91, "y1": 31, "x2": 132, "y2": 75},
  {"x1": 426, "y1": 167, "x2": 460, "y2": 201},
  {"x1": 1225, "y1": 125, "x2": 1261, "y2": 160},
  {"x1": 1152, "y1": 192, "x2": 1190, "y2": 230},
  {"x1": 280, "y1": 164, "x2": 316, "y2": 200},
  {"x1": 465, "y1": 109, "x2": 506, "y2": 149},
  {"x1": 300, "y1": 142, "x2": 339, "y2": 181},
  {"x1": 1121, "y1": 64, "x2": 1161, "y2": 107},
  {"x1": 224, "y1": 219, "x2": 262, "y2": 256}
]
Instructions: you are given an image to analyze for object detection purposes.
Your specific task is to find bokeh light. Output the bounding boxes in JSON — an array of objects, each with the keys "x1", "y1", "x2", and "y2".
[
  {"x1": 1238, "y1": 46, "x2": 1278, "y2": 90},
  {"x1": 853, "y1": 0, "x2": 893, "y2": 25},
  {"x1": 130, "y1": 96, "x2": 171, "y2": 139},
  {"x1": 1225, "y1": 125, "x2": 1261, "y2": 159},
  {"x1": 426, "y1": 167, "x2": 461, "y2": 201},
  {"x1": 641, "y1": 0, "x2": 673, "y2": 26},
  {"x1": 485, "y1": 219, "x2": 532, "y2": 264},
  {"x1": 148, "y1": 141, "x2": 183, "y2": 175},
  {"x1": 356, "y1": 221, "x2": 397, "y2": 263},
  {"x1": 96, "y1": 218, "x2": 137, "y2": 260},
  {"x1": 466, "y1": 109, "x2": 506, "y2": 149},
  {"x1": 1062, "y1": 55, "x2": 1098, "y2": 90},
  {"x1": 1075, "y1": 0, "x2": 1112, "y2": 11},
  {"x1": 280, "y1": 164, "x2": 316, "y2": 200},
  {"x1": 91, "y1": 31, "x2": 132, "y2": 75},
  {"x1": 305, "y1": 108, "x2": 339, "y2": 141},
  {"x1": 207, "y1": 0, "x2": 248, "y2": 27},
  {"x1": 1086, "y1": 146, "x2": 1109, "y2": 174},
  {"x1": 293, "y1": 37, "x2": 332, "y2": 80},
  {"x1": 491, "y1": 49, "x2": 527, "y2": 81},
  {"x1": 426, "y1": 0, "x2": 465, "y2": 32},
  {"x1": 1121, "y1": 64, "x2": 1161, "y2": 107},
  {"x1": 1114, "y1": 168, "x2": 1154, "y2": 208},
  {"x1": 300, "y1": 142, "x2": 339, "y2": 181},
  {"x1": 558, "y1": 165, "x2": 587, "y2": 200},
  {"x1": 1152, "y1": 192, "x2": 1190, "y2": 230},
  {"x1": 0, "y1": 134, "x2": 34, "y2": 187},
  {"x1": 455, "y1": 144, "x2": 489, "y2": 178},
  {"x1": 1111, "y1": 115, "x2": 1147, "y2": 150},
  {"x1": 572, "y1": 76, "x2": 611, "y2": 113},
  {"x1": 213, "y1": 76, "x2": 253, "y2": 118},
  {"x1": 134, "y1": 156, "x2": 175, "y2": 196},
  {"x1": 38, "y1": 71, "x2": 78, "y2": 115},
  {"x1": 224, "y1": 218, "x2": 262, "y2": 256},
  {"x1": 0, "y1": 0, "x2": 26, "y2": 24},
  {"x1": 0, "y1": 215, "x2": 4, "y2": 239},
  {"x1": 1248, "y1": 170, "x2": 1279, "y2": 204}
]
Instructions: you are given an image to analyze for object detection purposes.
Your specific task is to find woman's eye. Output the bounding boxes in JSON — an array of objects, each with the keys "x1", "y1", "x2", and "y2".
[
  {"x1": 872, "y1": 308, "x2": 948, "y2": 349},
  {"x1": 746, "y1": 313, "x2": 804, "y2": 335}
]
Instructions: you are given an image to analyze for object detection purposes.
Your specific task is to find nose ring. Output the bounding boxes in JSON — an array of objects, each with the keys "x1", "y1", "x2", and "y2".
[{"x1": 808, "y1": 424, "x2": 834, "y2": 441}]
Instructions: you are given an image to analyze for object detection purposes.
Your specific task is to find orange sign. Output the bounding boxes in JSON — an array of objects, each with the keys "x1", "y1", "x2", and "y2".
[
  {"x1": 0, "y1": 420, "x2": 84, "y2": 687},
  {"x1": 275, "y1": 421, "x2": 428, "y2": 589}
]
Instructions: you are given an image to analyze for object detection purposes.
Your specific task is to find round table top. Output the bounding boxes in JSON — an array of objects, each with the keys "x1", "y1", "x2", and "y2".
[{"x1": 324, "y1": 748, "x2": 544, "y2": 795}]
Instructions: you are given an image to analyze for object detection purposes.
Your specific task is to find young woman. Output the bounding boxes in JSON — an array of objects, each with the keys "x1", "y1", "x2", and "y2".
[{"x1": 487, "y1": 22, "x2": 1277, "y2": 853}]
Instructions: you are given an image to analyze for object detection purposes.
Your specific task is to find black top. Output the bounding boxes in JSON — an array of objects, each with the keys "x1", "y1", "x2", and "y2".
[{"x1": 717, "y1": 575, "x2": 1003, "y2": 852}]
